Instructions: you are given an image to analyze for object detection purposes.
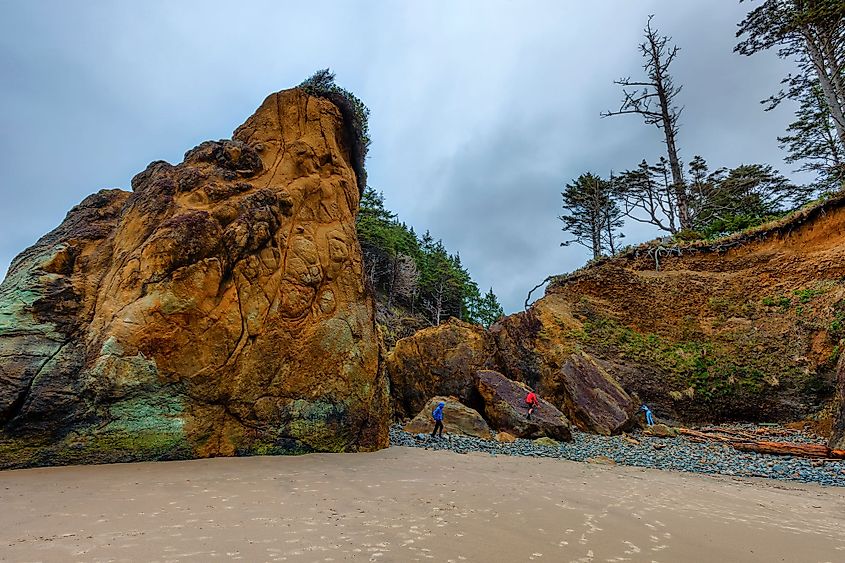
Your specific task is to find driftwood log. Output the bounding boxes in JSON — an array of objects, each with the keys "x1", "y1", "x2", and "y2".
[
  {"x1": 731, "y1": 441, "x2": 845, "y2": 459},
  {"x1": 678, "y1": 428, "x2": 845, "y2": 459}
]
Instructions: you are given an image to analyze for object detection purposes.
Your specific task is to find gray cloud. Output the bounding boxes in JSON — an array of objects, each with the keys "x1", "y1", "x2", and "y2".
[{"x1": 0, "y1": 0, "x2": 807, "y2": 313}]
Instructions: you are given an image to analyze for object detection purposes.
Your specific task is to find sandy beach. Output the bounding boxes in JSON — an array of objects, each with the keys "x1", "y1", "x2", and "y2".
[{"x1": 1, "y1": 447, "x2": 844, "y2": 562}]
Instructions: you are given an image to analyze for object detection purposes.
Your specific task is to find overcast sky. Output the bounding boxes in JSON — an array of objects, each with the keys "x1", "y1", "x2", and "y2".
[{"x1": 0, "y1": 1, "x2": 804, "y2": 312}]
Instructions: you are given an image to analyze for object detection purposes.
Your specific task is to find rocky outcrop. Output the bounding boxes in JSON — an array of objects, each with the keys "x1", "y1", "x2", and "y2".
[
  {"x1": 535, "y1": 197, "x2": 845, "y2": 424},
  {"x1": 548, "y1": 352, "x2": 638, "y2": 435},
  {"x1": 386, "y1": 318, "x2": 498, "y2": 418},
  {"x1": 387, "y1": 311, "x2": 639, "y2": 435},
  {"x1": 0, "y1": 88, "x2": 389, "y2": 469},
  {"x1": 475, "y1": 370, "x2": 572, "y2": 441},
  {"x1": 403, "y1": 396, "x2": 492, "y2": 439},
  {"x1": 387, "y1": 196, "x2": 845, "y2": 434}
]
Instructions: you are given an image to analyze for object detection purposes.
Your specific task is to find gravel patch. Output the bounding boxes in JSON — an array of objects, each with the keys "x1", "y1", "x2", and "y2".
[{"x1": 390, "y1": 424, "x2": 845, "y2": 487}]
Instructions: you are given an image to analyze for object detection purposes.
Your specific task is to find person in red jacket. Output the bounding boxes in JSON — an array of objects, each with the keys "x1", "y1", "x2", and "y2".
[{"x1": 525, "y1": 391, "x2": 539, "y2": 420}]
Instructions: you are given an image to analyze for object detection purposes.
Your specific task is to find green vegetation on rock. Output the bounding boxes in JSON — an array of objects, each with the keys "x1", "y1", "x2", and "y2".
[{"x1": 572, "y1": 314, "x2": 810, "y2": 416}]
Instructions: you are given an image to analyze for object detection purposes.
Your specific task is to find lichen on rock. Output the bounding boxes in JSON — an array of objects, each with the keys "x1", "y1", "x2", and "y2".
[{"x1": 0, "y1": 87, "x2": 389, "y2": 468}]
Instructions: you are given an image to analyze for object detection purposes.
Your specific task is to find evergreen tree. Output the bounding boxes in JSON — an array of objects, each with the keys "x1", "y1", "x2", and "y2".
[
  {"x1": 560, "y1": 173, "x2": 623, "y2": 259},
  {"x1": 356, "y1": 195, "x2": 505, "y2": 328},
  {"x1": 476, "y1": 288, "x2": 505, "y2": 328},
  {"x1": 736, "y1": 0, "x2": 845, "y2": 169},
  {"x1": 613, "y1": 160, "x2": 679, "y2": 234},
  {"x1": 685, "y1": 160, "x2": 807, "y2": 237},
  {"x1": 778, "y1": 81, "x2": 845, "y2": 191}
]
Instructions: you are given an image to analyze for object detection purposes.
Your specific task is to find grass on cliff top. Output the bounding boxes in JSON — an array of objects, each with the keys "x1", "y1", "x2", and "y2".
[{"x1": 549, "y1": 190, "x2": 845, "y2": 289}]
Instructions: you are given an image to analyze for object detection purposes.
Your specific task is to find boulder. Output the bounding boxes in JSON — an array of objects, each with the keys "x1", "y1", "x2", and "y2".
[
  {"x1": 644, "y1": 423, "x2": 678, "y2": 438},
  {"x1": 548, "y1": 352, "x2": 639, "y2": 435},
  {"x1": 0, "y1": 88, "x2": 390, "y2": 469},
  {"x1": 386, "y1": 318, "x2": 498, "y2": 418},
  {"x1": 475, "y1": 370, "x2": 572, "y2": 441},
  {"x1": 533, "y1": 437, "x2": 559, "y2": 448},
  {"x1": 495, "y1": 431, "x2": 517, "y2": 443},
  {"x1": 403, "y1": 396, "x2": 492, "y2": 440}
]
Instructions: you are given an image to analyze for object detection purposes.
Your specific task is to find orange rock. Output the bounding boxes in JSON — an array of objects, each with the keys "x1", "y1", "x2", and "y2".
[
  {"x1": 0, "y1": 88, "x2": 389, "y2": 468},
  {"x1": 403, "y1": 396, "x2": 492, "y2": 440},
  {"x1": 386, "y1": 318, "x2": 498, "y2": 418},
  {"x1": 495, "y1": 431, "x2": 517, "y2": 443}
]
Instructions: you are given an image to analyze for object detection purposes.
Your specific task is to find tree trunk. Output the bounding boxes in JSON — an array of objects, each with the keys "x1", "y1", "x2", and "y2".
[
  {"x1": 386, "y1": 255, "x2": 397, "y2": 309},
  {"x1": 805, "y1": 31, "x2": 845, "y2": 149},
  {"x1": 605, "y1": 216, "x2": 616, "y2": 254},
  {"x1": 646, "y1": 30, "x2": 688, "y2": 230},
  {"x1": 433, "y1": 280, "x2": 444, "y2": 326},
  {"x1": 591, "y1": 216, "x2": 602, "y2": 259},
  {"x1": 655, "y1": 80, "x2": 688, "y2": 229}
]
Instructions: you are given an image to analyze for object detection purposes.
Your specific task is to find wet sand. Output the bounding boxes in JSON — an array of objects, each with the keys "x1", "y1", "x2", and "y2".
[{"x1": 1, "y1": 446, "x2": 844, "y2": 562}]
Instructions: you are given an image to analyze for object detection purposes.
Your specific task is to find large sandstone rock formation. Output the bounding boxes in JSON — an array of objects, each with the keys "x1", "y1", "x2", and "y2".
[
  {"x1": 386, "y1": 317, "x2": 638, "y2": 435},
  {"x1": 386, "y1": 318, "x2": 498, "y2": 418},
  {"x1": 0, "y1": 88, "x2": 389, "y2": 468},
  {"x1": 387, "y1": 196, "x2": 845, "y2": 437},
  {"x1": 553, "y1": 352, "x2": 638, "y2": 435}
]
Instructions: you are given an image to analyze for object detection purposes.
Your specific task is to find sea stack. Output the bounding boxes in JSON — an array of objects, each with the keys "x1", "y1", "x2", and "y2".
[{"x1": 0, "y1": 89, "x2": 390, "y2": 468}]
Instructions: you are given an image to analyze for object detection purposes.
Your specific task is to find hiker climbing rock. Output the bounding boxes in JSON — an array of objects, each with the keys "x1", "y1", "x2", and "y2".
[
  {"x1": 640, "y1": 404, "x2": 654, "y2": 426},
  {"x1": 525, "y1": 391, "x2": 539, "y2": 420}
]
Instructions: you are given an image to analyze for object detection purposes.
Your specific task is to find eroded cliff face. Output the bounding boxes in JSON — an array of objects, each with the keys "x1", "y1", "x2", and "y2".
[
  {"x1": 0, "y1": 89, "x2": 389, "y2": 468},
  {"x1": 518, "y1": 197, "x2": 845, "y2": 426},
  {"x1": 387, "y1": 197, "x2": 845, "y2": 439}
]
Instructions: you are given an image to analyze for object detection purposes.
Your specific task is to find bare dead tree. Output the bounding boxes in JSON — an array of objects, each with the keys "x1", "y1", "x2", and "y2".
[
  {"x1": 389, "y1": 253, "x2": 419, "y2": 307},
  {"x1": 603, "y1": 15, "x2": 690, "y2": 230}
]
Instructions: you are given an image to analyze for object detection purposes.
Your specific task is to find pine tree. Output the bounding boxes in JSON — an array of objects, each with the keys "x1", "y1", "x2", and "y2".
[
  {"x1": 778, "y1": 81, "x2": 845, "y2": 191},
  {"x1": 736, "y1": 0, "x2": 845, "y2": 168},
  {"x1": 613, "y1": 160, "x2": 679, "y2": 234},
  {"x1": 560, "y1": 173, "x2": 623, "y2": 259},
  {"x1": 687, "y1": 160, "x2": 807, "y2": 237},
  {"x1": 476, "y1": 288, "x2": 505, "y2": 328}
]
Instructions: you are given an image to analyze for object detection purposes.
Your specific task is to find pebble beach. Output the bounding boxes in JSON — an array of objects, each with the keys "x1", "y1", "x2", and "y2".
[{"x1": 390, "y1": 423, "x2": 845, "y2": 487}]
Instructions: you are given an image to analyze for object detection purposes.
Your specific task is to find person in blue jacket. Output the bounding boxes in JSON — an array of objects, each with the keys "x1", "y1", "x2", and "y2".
[
  {"x1": 640, "y1": 404, "x2": 654, "y2": 426},
  {"x1": 431, "y1": 401, "x2": 445, "y2": 439}
]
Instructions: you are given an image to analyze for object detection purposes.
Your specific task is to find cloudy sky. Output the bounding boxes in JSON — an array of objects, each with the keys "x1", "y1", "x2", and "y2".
[{"x1": 0, "y1": 1, "x2": 804, "y2": 312}]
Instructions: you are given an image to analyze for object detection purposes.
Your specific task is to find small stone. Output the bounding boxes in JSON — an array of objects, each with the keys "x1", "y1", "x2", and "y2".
[
  {"x1": 644, "y1": 423, "x2": 678, "y2": 438},
  {"x1": 622, "y1": 434, "x2": 640, "y2": 445}
]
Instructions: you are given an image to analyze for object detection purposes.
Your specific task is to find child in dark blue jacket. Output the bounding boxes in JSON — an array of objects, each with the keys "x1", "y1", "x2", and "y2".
[{"x1": 431, "y1": 401, "x2": 445, "y2": 438}]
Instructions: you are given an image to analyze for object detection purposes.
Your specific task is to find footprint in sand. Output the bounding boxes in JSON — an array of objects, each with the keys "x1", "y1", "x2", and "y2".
[{"x1": 623, "y1": 540, "x2": 641, "y2": 554}]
